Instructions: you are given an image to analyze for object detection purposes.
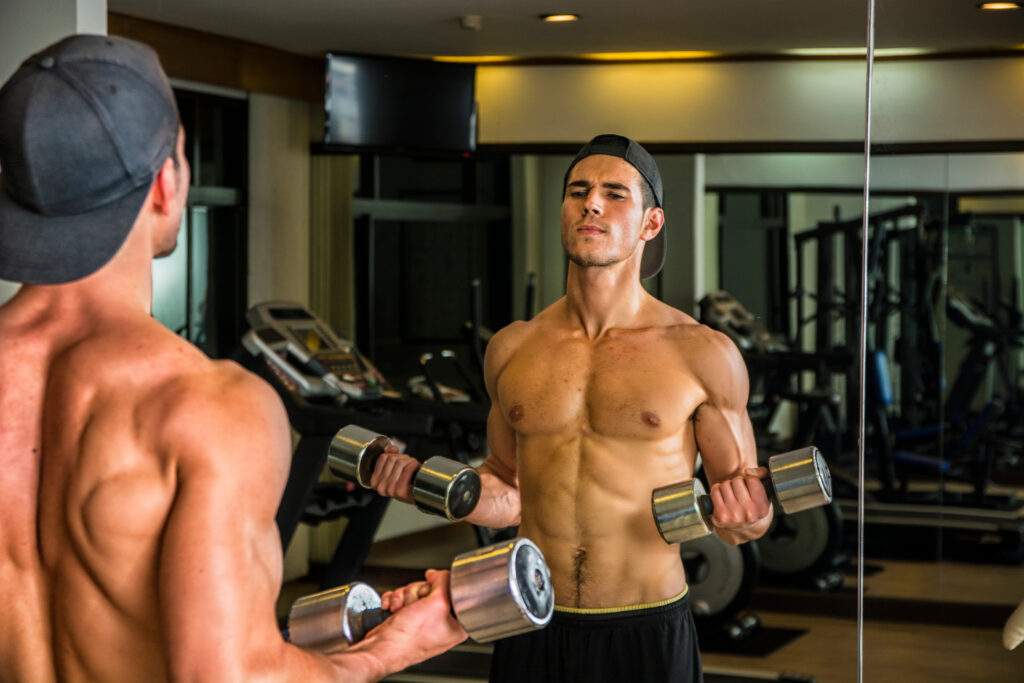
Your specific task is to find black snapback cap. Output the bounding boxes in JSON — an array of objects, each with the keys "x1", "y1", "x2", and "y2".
[
  {"x1": 563, "y1": 134, "x2": 665, "y2": 280},
  {"x1": 0, "y1": 34, "x2": 180, "y2": 284}
]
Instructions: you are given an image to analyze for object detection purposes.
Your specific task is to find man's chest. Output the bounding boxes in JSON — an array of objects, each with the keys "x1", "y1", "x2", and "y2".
[{"x1": 496, "y1": 335, "x2": 705, "y2": 440}]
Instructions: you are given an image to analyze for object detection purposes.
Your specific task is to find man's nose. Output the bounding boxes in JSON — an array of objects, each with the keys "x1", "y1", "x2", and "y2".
[{"x1": 583, "y1": 191, "x2": 602, "y2": 215}]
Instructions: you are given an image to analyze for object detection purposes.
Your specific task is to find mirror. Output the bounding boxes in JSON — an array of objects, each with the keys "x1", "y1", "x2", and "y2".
[{"x1": 862, "y1": 1, "x2": 1024, "y2": 679}]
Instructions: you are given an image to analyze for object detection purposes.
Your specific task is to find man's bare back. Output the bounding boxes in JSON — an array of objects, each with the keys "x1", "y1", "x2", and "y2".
[
  {"x1": 485, "y1": 295, "x2": 755, "y2": 608},
  {"x1": 0, "y1": 291, "x2": 291, "y2": 681}
]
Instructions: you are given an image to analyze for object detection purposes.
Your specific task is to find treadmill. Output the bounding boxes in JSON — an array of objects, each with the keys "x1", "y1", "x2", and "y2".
[{"x1": 236, "y1": 301, "x2": 434, "y2": 587}]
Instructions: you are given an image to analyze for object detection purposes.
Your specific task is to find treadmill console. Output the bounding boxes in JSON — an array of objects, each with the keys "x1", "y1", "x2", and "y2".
[{"x1": 242, "y1": 302, "x2": 396, "y2": 402}]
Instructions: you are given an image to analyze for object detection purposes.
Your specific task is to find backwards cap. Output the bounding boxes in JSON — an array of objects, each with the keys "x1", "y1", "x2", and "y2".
[{"x1": 0, "y1": 34, "x2": 180, "y2": 284}]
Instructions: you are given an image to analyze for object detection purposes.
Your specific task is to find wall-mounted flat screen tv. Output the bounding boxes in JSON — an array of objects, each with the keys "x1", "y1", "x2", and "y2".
[{"x1": 324, "y1": 54, "x2": 476, "y2": 153}]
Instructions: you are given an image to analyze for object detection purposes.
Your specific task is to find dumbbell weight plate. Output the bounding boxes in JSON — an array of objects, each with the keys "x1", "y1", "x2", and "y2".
[
  {"x1": 652, "y1": 478, "x2": 714, "y2": 545},
  {"x1": 767, "y1": 446, "x2": 833, "y2": 514},
  {"x1": 449, "y1": 538, "x2": 554, "y2": 643},
  {"x1": 413, "y1": 455, "x2": 483, "y2": 521},
  {"x1": 681, "y1": 533, "x2": 759, "y2": 623},
  {"x1": 756, "y1": 499, "x2": 843, "y2": 576},
  {"x1": 327, "y1": 424, "x2": 392, "y2": 488},
  {"x1": 287, "y1": 582, "x2": 382, "y2": 653}
]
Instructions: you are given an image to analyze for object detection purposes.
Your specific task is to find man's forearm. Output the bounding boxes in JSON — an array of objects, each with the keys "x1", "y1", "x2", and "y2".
[{"x1": 272, "y1": 630, "x2": 430, "y2": 683}]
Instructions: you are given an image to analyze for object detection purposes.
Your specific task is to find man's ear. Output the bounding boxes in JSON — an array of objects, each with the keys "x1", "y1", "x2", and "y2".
[
  {"x1": 641, "y1": 207, "x2": 665, "y2": 242},
  {"x1": 151, "y1": 157, "x2": 179, "y2": 215}
]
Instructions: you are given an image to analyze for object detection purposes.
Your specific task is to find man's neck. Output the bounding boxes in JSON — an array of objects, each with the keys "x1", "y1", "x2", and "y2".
[
  {"x1": 6, "y1": 230, "x2": 155, "y2": 326},
  {"x1": 563, "y1": 263, "x2": 651, "y2": 339}
]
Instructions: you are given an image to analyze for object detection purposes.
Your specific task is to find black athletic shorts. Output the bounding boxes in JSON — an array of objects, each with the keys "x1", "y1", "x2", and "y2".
[{"x1": 489, "y1": 588, "x2": 703, "y2": 683}]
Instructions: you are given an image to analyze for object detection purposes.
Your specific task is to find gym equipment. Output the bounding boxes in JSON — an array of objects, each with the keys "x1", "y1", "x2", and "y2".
[
  {"x1": 652, "y1": 446, "x2": 833, "y2": 545},
  {"x1": 285, "y1": 538, "x2": 553, "y2": 650},
  {"x1": 699, "y1": 290, "x2": 849, "y2": 461},
  {"x1": 754, "y1": 500, "x2": 846, "y2": 591},
  {"x1": 788, "y1": 209, "x2": 1024, "y2": 560},
  {"x1": 699, "y1": 290, "x2": 787, "y2": 355},
  {"x1": 234, "y1": 302, "x2": 435, "y2": 587},
  {"x1": 698, "y1": 290, "x2": 850, "y2": 590},
  {"x1": 244, "y1": 302, "x2": 394, "y2": 402},
  {"x1": 329, "y1": 424, "x2": 482, "y2": 521},
  {"x1": 682, "y1": 532, "x2": 762, "y2": 642}
]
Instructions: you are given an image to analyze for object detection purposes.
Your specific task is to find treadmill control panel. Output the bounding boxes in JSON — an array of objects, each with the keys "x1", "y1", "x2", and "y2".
[{"x1": 242, "y1": 302, "x2": 395, "y2": 402}]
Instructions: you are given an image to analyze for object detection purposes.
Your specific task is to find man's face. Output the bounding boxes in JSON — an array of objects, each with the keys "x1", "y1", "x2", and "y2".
[
  {"x1": 560, "y1": 154, "x2": 653, "y2": 271},
  {"x1": 154, "y1": 127, "x2": 190, "y2": 259}
]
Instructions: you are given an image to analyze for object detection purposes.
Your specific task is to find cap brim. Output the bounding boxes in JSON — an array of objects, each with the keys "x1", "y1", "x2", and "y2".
[
  {"x1": 640, "y1": 226, "x2": 666, "y2": 280},
  {"x1": 0, "y1": 177, "x2": 150, "y2": 285}
]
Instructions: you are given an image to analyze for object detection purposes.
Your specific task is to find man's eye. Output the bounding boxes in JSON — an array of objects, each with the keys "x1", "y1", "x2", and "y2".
[
  {"x1": 608, "y1": 193, "x2": 624, "y2": 200},
  {"x1": 571, "y1": 190, "x2": 587, "y2": 197}
]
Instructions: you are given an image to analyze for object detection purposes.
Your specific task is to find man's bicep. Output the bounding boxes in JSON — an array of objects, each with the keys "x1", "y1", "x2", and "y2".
[
  {"x1": 694, "y1": 334, "x2": 757, "y2": 483},
  {"x1": 158, "y1": 377, "x2": 292, "y2": 679},
  {"x1": 481, "y1": 402, "x2": 518, "y2": 485}
]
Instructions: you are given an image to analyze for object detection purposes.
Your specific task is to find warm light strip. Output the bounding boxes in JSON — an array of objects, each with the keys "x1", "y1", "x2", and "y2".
[
  {"x1": 784, "y1": 47, "x2": 868, "y2": 57},
  {"x1": 978, "y1": 2, "x2": 1020, "y2": 9},
  {"x1": 578, "y1": 50, "x2": 719, "y2": 61},
  {"x1": 433, "y1": 44, "x2": 1022, "y2": 65},
  {"x1": 784, "y1": 47, "x2": 937, "y2": 57},
  {"x1": 433, "y1": 55, "x2": 520, "y2": 63},
  {"x1": 540, "y1": 14, "x2": 580, "y2": 22}
]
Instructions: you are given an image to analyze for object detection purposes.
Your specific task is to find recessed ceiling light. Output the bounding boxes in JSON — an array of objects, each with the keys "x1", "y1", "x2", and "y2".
[
  {"x1": 977, "y1": 2, "x2": 1020, "y2": 9},
  {"x1": 540, "y1": 14, "x2": 580, "y2": 23}
]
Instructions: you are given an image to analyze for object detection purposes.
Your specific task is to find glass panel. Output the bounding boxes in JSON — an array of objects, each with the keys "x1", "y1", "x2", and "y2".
[
  {"x1": 864, "y1": 3, "x2": 1024, "y2": 679},
  {"x1": 152, "y1": 213, "x2": 189, "y2": 336},
  {"x1": 188, "y1": 206, "x2": 210, "y2": 346}
]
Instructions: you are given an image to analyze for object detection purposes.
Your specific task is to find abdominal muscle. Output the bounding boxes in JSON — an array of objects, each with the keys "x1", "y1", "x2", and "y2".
[{"x1": 516, "y1": 432, "x2": 694, "y2": 609}]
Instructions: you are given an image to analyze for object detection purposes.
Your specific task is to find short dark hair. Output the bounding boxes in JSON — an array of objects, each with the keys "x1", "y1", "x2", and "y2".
[{"x1": 638, "y1": 176, "x2": 656, "y2": 212}]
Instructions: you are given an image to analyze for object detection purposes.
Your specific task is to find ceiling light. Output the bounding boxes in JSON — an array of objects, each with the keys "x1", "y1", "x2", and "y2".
[
  {"x1": 540, "y1": 14, "x2": 580, "y2": 22},
  {"x1": 977, "y1": 2, "x2": 1020, "y2": 9},
  {"x1": 459, "y1": 15, "x2": 483, "y2": 31}
]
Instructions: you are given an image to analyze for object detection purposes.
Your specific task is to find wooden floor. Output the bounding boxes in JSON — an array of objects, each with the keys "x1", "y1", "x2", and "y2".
[
  {"x1": 279, "y1": 522, "x2": 1024, "y2": 682},
  {"x1": 701, "y1": 610, "x2": 1020, "y2": 682}
]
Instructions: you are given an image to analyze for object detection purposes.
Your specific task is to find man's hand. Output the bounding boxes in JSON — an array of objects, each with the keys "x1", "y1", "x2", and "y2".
[
  {"x1": 368, "y1": 445, "x2": 418, "y2": 505},
  {"x1": 358, "y1": 569, "x2": 467, "y2": 665},
  {"x1": 708, "y1": 466, "x2": 772, "y2": 537}
]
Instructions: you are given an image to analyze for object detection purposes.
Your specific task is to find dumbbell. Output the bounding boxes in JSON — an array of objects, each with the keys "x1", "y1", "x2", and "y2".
[
  {"x1": 328, "y1": 424, "x2": 481, "y2": 521},
  {"x1": 284, "y1": 538, "x2": 554, "y2": 651},
  {"x1": 652, "y1": 446, "x2": 833, "y2": 544}
]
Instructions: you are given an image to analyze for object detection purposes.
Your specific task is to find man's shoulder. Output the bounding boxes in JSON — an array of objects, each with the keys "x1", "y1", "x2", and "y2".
[
  {"x1": 661, "y1": 313, "x2": 743, "y2": 363},
  {"x1": 87, "y1": 320, "x2": 286, "y2": 451},
  {"x1": 156, "y1": 358, "x2": 281, "y2": 427},
  {"x1": 147, "y1": 359, "x2": 288, "y2": 475}
]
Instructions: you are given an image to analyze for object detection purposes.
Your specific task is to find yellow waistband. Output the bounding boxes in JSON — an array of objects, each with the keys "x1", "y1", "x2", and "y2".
[{"x1": 554, "y1": 585, "x2": 689, "y2": 615}]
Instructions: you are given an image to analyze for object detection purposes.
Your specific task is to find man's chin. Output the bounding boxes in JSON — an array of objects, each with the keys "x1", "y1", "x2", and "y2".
[{"x1": 154, "y1": 242, "x2": 179, "y2": 259}]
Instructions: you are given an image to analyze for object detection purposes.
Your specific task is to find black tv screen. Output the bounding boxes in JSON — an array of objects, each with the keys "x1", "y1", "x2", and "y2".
[{"x1": 324, "y1": 54, "x2": 477, "y2": 153}]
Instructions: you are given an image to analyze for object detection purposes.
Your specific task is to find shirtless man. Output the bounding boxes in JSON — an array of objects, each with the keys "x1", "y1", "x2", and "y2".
[
  {"x1": 371, "y1": 134, "x2": 773, "y2": 682},
  {"x1": 0, "y1": 34, "x2": 464, "y2": 682}
]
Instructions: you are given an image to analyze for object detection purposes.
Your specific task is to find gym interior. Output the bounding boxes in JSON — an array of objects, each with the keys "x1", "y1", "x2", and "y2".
[{"x1": 3, "y1": 1, "x2": 1024, "y2": 681}]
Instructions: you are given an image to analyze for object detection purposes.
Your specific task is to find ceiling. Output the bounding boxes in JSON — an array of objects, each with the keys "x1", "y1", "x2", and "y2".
[{"x1": 107, "y1": 0, "x2": 1024, "y2": 60}]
